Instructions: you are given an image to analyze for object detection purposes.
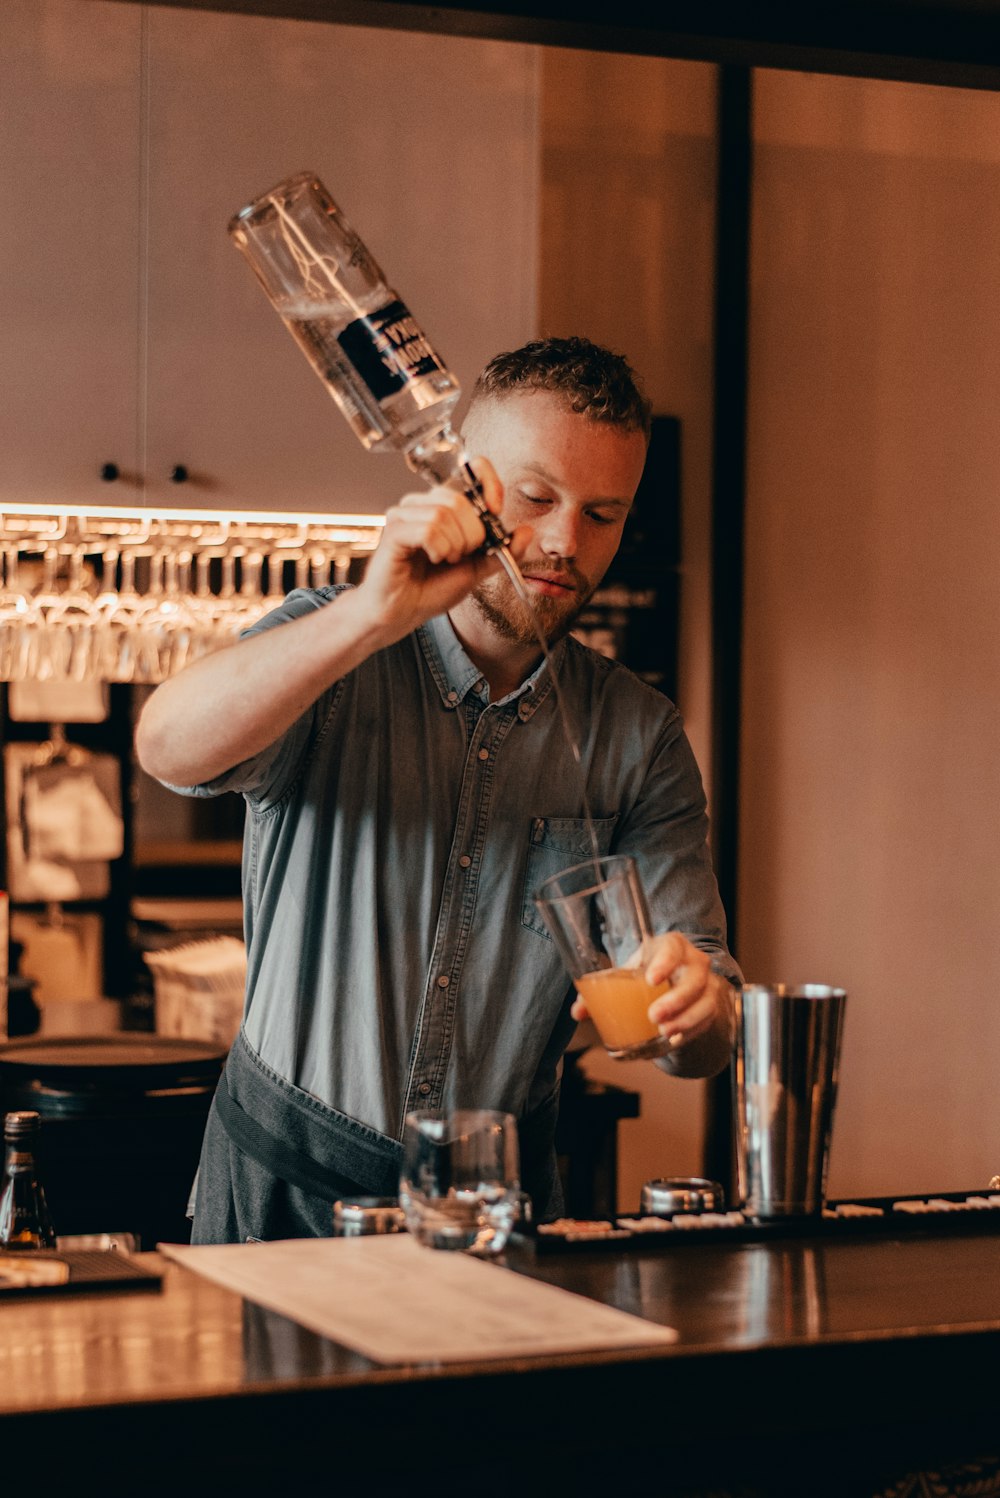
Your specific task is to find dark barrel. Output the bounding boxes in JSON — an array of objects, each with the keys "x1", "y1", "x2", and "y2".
[{"x1": 0, "y1": 1034, "x2": 226, "y2": 1248}]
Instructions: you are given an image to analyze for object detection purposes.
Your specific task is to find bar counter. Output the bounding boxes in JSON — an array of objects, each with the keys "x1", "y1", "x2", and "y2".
[{"x1": 2, "y1": 1223, "x2": 999, "y2": 1495}]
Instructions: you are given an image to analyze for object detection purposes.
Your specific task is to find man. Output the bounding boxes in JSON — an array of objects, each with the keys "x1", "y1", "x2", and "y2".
[{"x1": 136, "y1": 336, "x2": 740, "y2": 1244}]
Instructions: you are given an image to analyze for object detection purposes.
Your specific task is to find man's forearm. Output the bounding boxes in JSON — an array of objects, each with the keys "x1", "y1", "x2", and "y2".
[
  {"x1": 135, "y1": 587, "x2": 389, "y2": 787},
  {"x1": 135, "y1": 468, "x2": 512, "y2": 789}
]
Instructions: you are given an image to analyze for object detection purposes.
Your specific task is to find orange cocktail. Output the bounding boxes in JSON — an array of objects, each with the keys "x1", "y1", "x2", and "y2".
[
  {"x1": 535, "y1": 854, "x2": 675, "y2": 1062},
  {"x1": 574, "y1": 966, "x2": 671, "y2": 1059}
]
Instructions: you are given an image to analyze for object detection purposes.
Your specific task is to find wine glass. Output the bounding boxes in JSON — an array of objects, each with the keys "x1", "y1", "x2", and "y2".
[
  {"x1": 38, "y1": 545, "x2": 101, "y2": 682},
  {"x1": 399, "y1": 1109, "x2": 520, "y2": 1255},
  {"x1": 94, "y1": 547, "x2": 155, "y2": 682},
  {"x1": 0, "y1": 546, "x2": 34, "y2": 681},
  {"x1": 134, "y1": 546, "x2": 199, "y2": 680}
]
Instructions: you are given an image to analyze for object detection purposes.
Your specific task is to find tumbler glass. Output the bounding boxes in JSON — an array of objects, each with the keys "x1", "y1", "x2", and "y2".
[{"x1": 399, "y1": 1109, "x2": 520, "y2": 1254}]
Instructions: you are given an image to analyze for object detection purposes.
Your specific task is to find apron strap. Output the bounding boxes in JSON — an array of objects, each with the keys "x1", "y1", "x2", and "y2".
[{"x1": 213, "y1": 1077, "x2": 402, "y2": 1200}]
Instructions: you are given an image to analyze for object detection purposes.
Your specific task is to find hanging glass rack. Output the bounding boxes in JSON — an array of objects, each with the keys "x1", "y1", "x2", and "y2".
[{"x1": 0, "y1": 502, "x2": 384, "y2": 684}]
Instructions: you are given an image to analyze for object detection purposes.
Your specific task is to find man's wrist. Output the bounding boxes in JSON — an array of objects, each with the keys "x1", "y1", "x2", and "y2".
[
  {"x1": 334, "y1": 578, "x2": 402, "y2": 656},
  {"x1": 654, "y1": 972, "x2": 736, "y2": 1080}
]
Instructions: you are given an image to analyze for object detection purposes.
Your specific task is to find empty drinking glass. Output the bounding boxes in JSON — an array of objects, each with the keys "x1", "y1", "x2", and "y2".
[{"x1": 399, "y1": 1109, "x2": 520, "y2": 1255}]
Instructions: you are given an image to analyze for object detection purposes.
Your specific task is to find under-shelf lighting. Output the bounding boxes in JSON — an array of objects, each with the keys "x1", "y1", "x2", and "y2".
[{"x1": 0, "y1": 500, "x2": 385, "y2": 546}]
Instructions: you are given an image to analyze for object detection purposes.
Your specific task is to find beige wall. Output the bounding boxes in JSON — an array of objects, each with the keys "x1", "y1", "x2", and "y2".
[
  {"x1": 539, "y1": 49, "x2": 722, "y2": 1206},
  {"x1": 539, "y1": 49, "x2": 719, "y2": 782},
  {"x1": 0, "y1": 0, "x2": 541, "y2": 510},
  {"x1": 740, "y1": 71, "x2": 1000, "y2": 1197}
]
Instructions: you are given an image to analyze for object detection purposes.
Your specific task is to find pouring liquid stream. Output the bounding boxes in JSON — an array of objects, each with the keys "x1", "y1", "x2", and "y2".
[{"x1": 489, "y1": 542, "x2": 603, "y2": 872}]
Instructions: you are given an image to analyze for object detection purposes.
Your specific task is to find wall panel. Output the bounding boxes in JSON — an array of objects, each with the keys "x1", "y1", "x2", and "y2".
[
  {"x1": 539, "y1": 49, "x2": 722, "y2": 1205},
  {"x1": 741, "y1": 70, "x2": 1000, "y2": 1196}
]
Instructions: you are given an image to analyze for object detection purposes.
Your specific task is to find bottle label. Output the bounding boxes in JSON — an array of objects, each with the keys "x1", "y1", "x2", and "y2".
[{"x1": 337, "y1": 300, "x2": 445, "y2": 402}]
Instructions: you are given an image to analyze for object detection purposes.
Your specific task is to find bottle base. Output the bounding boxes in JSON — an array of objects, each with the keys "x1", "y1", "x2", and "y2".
[{"x1": 607, "y1": 1034, "x2": 673, "y2": 1062}]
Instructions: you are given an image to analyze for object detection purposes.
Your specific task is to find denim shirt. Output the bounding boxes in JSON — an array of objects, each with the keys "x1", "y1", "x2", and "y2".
[{"x1": 175, "y1": 587, "x2": 739, "y2": 1145}]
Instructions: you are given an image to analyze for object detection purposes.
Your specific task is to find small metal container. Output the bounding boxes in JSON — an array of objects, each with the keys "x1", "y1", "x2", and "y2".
[
  {"x1": 332, "y1": 1196, "x2": 406, "y2": 1237},
  {"x1": 641, "y1": 1177, "x2": 726, "y2": 1217}
]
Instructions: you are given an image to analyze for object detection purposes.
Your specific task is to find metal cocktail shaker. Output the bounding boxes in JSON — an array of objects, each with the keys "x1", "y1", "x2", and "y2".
[{"x1": 733, "y1": 983, "x2": 846, "y2": 1218}]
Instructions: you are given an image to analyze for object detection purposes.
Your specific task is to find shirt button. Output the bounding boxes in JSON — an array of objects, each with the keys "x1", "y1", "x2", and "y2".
[
  {"x1": 458, "y1": 855, "x2": 472, "y2": 869},
  {"x1": 437, "y1": 975, "x2": 450, "y2": 988},
  {"x1": 446, "y1": 690, "x2": 459, "y2": 705},
  {"x1": 478, "y1": 747, "x2": 489, "y2": 761},
  {"x1": 418, "y1": 1081, "x2": 432, "y2": 1096}
]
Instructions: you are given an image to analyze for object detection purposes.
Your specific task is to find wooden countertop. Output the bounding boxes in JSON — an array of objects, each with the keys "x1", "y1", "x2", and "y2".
[{"x1": 2, "y1": 1228, "x2": 999, "y2": 1494}]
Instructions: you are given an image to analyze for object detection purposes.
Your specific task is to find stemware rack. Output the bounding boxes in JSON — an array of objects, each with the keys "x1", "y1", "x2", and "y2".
[{"x1": 0, "y1": 502, "x2": 385, "y2": 684}]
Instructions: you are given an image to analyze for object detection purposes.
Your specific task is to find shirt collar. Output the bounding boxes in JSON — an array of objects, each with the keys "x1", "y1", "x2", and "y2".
[{"x1": 418, "y1": 613, "x2": 564, "y2": 721}]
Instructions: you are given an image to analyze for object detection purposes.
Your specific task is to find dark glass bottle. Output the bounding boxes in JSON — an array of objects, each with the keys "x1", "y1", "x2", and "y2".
[{"x1": 0, "y1": 1111, "x2": 56, "y2": 1249}]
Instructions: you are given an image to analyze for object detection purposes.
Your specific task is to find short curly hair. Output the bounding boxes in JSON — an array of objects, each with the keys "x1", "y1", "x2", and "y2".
[{"x1": 468, "y1": 336, "x2": 652, "y2": 442}]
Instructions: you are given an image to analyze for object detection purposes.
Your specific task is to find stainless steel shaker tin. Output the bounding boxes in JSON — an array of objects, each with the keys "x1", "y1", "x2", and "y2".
[
  {"x1": 332, "y1": 1196, "x2": 406, "y2": 1236},
  {"x1": 641, "y1": 1177, "x2": 726, "y2": 1216},
  {"x1": 734, "y1": 983, "x2": 847, "y2": 1217}
]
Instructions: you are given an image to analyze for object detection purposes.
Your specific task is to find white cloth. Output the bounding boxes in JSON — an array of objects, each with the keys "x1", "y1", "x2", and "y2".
[{"x1": 23, "y1": 765, "x2": 124, "y2": 862}]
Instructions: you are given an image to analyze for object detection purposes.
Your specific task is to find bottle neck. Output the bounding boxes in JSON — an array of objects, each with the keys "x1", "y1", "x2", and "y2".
[
  {"x1": 404, "y1": 424, "x2": 512, "y2": 555},
  {"x1": 3, "y1": 1144, "x2": 37, "y2": 1174},
  {"x1": 403, "y1": 423, "x2": 467, "y2": 488}
]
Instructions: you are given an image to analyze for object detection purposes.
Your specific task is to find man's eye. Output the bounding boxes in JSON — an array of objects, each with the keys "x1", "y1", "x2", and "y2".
[
  {"x1": 518, "y1": 492, "x2": 550, "y2": 507},
  {"x1": 588, "y1": 511, "x2": 618, "y2": 526}
]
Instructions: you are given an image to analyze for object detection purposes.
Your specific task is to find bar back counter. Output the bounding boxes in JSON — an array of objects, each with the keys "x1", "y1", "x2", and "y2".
[{"x1": 2, "y1": 1205, "x2": 999, "y2": 1496}]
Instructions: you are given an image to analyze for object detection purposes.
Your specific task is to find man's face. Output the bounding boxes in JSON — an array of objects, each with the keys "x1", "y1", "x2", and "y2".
[{"x1": 462, "y1": 391, "x2": 648, "y2": 645}]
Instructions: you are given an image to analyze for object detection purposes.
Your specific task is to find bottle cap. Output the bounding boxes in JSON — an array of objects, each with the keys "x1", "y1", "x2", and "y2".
[{"x1": 4, "y1": 1110, "x2": 41, "y2": 1138}]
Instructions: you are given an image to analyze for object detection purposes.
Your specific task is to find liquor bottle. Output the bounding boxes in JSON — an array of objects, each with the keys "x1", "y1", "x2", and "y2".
[
  {"x1": 0, "y1": 1111, "x2": 56, "y2": 1250},
  {"x1": 228, "y1": 171, "x2": 510, "y2": 553}
]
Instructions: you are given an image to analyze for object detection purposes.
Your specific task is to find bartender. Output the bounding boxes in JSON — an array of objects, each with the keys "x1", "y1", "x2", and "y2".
[{"x1": 136, "y1": 335, "x2": 741, "y2": 1244}]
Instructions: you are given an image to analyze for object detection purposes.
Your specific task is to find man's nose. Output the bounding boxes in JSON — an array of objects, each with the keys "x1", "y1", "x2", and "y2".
[{"x1": 538, "y1": 507, "x2": 579, "y2": 559}]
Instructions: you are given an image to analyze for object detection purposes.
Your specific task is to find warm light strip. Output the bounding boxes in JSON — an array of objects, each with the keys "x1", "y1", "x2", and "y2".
[{"x1": 0, "y1": 501, "x2": 386, "y2": 528}]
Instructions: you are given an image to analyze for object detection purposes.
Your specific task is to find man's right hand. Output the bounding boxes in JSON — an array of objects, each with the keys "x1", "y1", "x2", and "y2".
[
  {"x1": 354, "y1": 458, "x2": 521, "y2": 649},
  {"x1": 135, "y1": 457, "x2": 525, "y2": 789}
]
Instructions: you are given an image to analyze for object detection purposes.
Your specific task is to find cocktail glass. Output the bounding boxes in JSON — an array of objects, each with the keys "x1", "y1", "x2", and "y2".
[{"x1": 534, "y1": 853, "x2": 673, "y2": 1060}]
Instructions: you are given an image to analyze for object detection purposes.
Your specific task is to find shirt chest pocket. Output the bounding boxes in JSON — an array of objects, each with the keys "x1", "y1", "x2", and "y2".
[{"x1": 521, "y1": 814, "x2": 619, "y2": 940}]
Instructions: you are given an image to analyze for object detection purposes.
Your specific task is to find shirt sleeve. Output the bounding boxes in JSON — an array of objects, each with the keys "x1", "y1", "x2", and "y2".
[
  {"x1": 614, "y1": 709, "x2": 743, "y2": 989},
  {"x1": 160, "y1": 585, "x2": 348, "y2": 808}
]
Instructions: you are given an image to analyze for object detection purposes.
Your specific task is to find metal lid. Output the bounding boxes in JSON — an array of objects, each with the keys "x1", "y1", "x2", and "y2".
[
  {"x1": 0, "y1": 1035, "x2": 227, "y2": 1118},
  {"x1": 0, "y1": 1034, "x2": 226, "y2": 1084},
  {"x1": 641, "y1": 1177, "x2": 726, "y2": 1216},
  {"x1": 332, "y1": 1197, "x2": 406, "y2": 1236}
]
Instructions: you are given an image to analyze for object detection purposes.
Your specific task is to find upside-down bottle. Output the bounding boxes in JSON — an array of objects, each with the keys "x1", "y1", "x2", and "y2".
[
  {"x1": 228, "y1": 171, "x2": 510, "y2": 553},
  {"x1": 0, "y1": 1111, "x2": 56, "y2": 1250}
]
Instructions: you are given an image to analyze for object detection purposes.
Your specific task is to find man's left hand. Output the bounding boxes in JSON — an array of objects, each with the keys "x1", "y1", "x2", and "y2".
[
  {"x1": 640, "y1": 932, "x2": 722, "y2": 1049},
  {"x1": 570, "y1": 931, "x2": 735, "y2": 1077}
]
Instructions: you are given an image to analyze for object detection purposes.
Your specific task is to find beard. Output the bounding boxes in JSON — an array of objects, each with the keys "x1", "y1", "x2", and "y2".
[{"x1": 469, "y1": 559, "x2": 596, "y2": 647}]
